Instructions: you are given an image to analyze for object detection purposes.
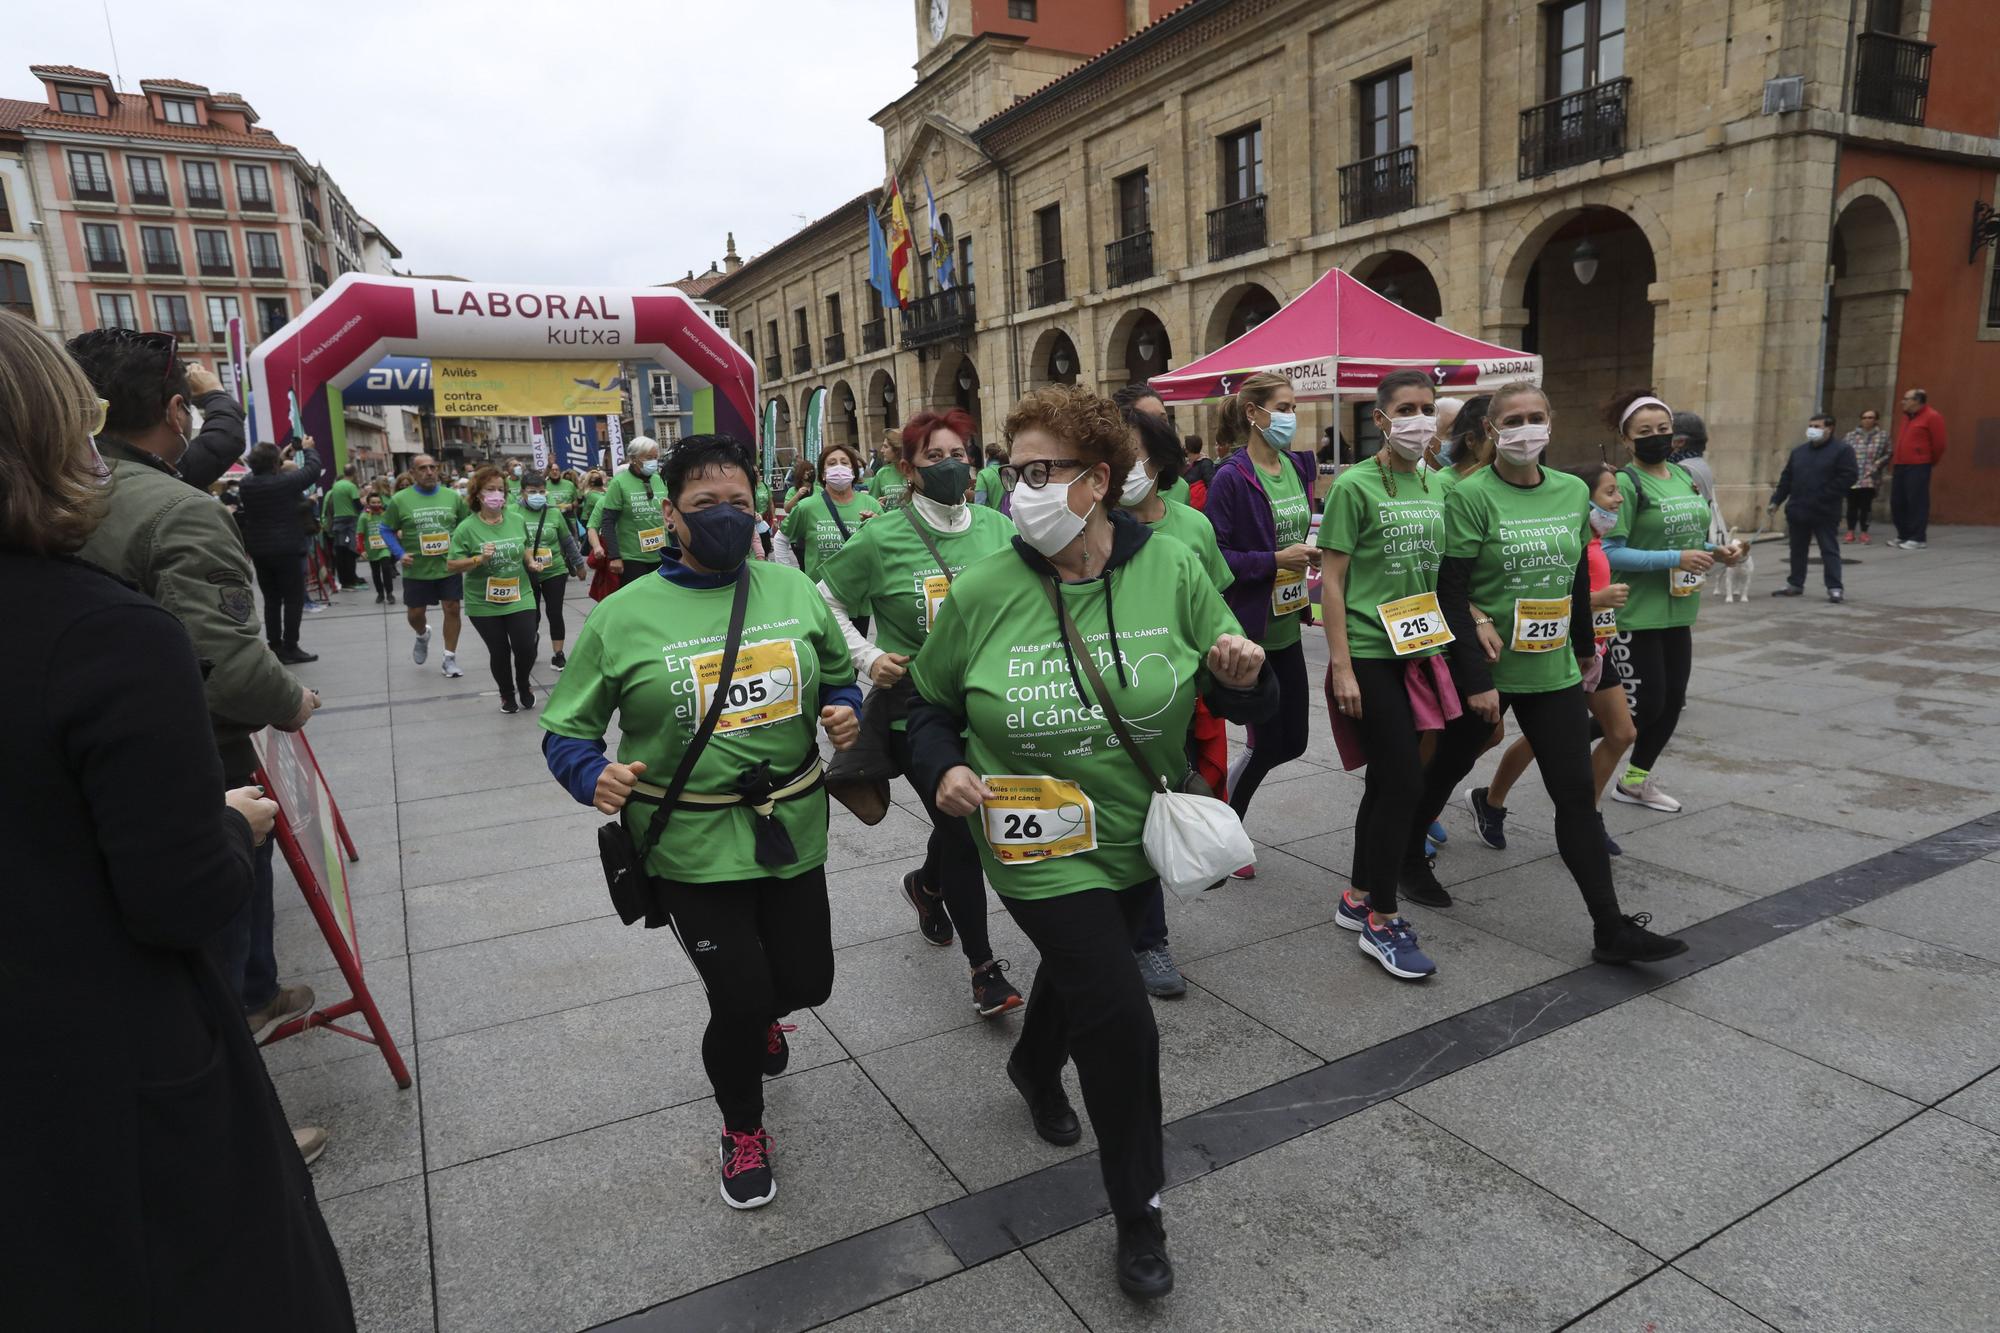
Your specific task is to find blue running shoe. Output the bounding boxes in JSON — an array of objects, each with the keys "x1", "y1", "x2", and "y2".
[
  {"x1": 1336, "y1": 890, "x2": 1371, "y2": 933},
  {"x1": 1598, "y1": 811, "x2": 1622, "y2": 857},
  {"x1": 1465, "y1": 787, "x2": 1508, "y2": 850},
  {"x1": 1425, "y1": 836, "x2": 1438, "y2": 859},
  {"x1": 1428, "y1": 819, "x2": 1448, "y2": 846},
  {"x1": 1358, "y1": 916, "x2": 1437, "y2": 980}
]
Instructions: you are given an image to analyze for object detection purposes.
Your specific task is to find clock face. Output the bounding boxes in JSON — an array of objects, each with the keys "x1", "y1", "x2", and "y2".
[{"x1": 928, "y1": 0, "x2": 949, "y2": 41}]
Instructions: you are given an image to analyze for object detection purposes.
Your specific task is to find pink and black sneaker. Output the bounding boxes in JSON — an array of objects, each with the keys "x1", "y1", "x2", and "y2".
[{"x1": 719, "y1": 1128, "x2": 776, "y2": 1209}]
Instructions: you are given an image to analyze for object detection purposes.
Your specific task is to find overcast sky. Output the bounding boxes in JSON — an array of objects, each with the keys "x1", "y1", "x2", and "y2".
[{"x1": 8, "y1": 0, "x2": 914, "y2": 285}]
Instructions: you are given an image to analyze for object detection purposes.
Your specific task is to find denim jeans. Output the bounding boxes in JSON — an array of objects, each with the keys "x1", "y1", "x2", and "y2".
[{"x1": 209, "y1": 833, "x2": 279, "y2": 1013}]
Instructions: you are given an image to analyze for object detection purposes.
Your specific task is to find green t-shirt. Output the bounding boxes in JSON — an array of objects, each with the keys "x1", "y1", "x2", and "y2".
[
  {"x1": 908, "y1": 533, "x2": 1241, "y2": 900},
  {"x1": 324, "y1": 477, "x2": 362, "y2": 522},
  {"x1": 359, "y1": 511, "x2": 397, "y2": 563},
  {"x1": 974, "y1": 463, "x2": 1004, "y2": 509},
  {"x1": 755, "y1": 481, "x2": 773, "y2": 516},
  {"x1": 545, "y1": 477, "x2": 577, "y2": 517},
  {"x1": 578, "y1": 489, "x2": 604, "y2": 532},
  {"x1": 539, "y1": 562, "x2": 855, "y2": 884},
  {"x1": 520, "y1": 503, "x2": 572, "y2": 582},
  {"x1": 1442, "y1": 466, "x2": 1590, "y2": 694},
  {"x1": 1142, "y1": 500, "x2": 1232, "y2": 592},
  {"x1": 868, "y1": 463, "x2": 909, "y2": 508},
  {"x1": 384, "y1": 485, "x2": 469, "y2": 580},
  {"x1": 1609, "y1": 464, "x2": 1711, "y2": 631},
  {"x1": 1255, "y1": 457, "x2": 1311, "y2": 652},
  {"x1": 1158, "y1": 476, "x2": 1193, "y2": 507},
  {"x1": 818, "y1": 504, "x2": 1016, "y2": 659},
  {"x1": 1316, "y1": 462, "x2": 1447, "y2": 660},
  {"x1": 601, "y1": 467, "x2": 669, "y2": 564},
  {"x1": 1432, "y1": 465, "x2": 1469, "y2": 497},
  {"x1": 781, "y1": 490, "x2": 880, "y2": 582},
  {"x1": 449, "y1": 510, "x2": 540, "y2": 618}
]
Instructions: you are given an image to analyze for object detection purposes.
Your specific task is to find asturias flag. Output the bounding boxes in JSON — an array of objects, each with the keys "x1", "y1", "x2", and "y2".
[{"x1": 886, "y1": 177, "x2": 916, "y2": 308}]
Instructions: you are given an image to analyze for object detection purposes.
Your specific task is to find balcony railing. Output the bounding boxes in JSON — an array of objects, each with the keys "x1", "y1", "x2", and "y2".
[
  {"x1": 309, "y1": 261, "x2": 330, "y2": 288},
  {"x1": 1519, "y1": 77, "x2": 1631, "y2": 180},
  {"x1": 145, "y1": 253, "x2": 182, "y2": 276},
  {"x1": 1026, "y1": 258, "x2": 1065, "y2": 307},
  {"x1": 87, "y1": 251, "x2": 127, "y2": 274},
  {"x1": 1338, "y1": 146, "x2": 1419, "y2": 227},
  {"x1": 1206, "y1": 194, "x2": 1267, "y2": 262},
  {"x1": 763, "y1": 353, "x2": 782, "y2": 380},
  {"x1": 187, "y1": 188, "x2": 224, "y2": 209},
  {"x1": 199, "y1": 259, "x2": 233, "y2": 278},
  {"x1": 301, "y1": 197, "x2": 322, "y2": 227},
  {"x1": 240, "y1": 194, "x2": 275, "y2": 214},
  {"x1": 250, "y1": 262, "x2": 285, "y2": 279},
  {"x1": 823, "y1": 330, "x2": 846, "y2": 363},
  {"x1": 1854, "y1": 32, "x2": 1932, "y2": 126},
  {"x1": 72, "y1": 181, "x2": 114, "y2": 202},
  {"x1": 791, "y1": 343, "x2": 812, "y2": 374},
  {"x1": 131, "y1": 188, "x2": 171, "y2": 207},
  {"x1": 861, "y1": 318, "x2": 887, "y2": 353},
  {"x1": 1106, "y1": 230, "x2": 1154, "y2": 287},
  {"x1": 900, "y1": 285, "x2": 976, "y2": 350}
]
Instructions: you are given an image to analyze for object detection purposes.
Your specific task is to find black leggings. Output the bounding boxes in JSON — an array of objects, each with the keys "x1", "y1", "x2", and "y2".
[
  {"x1": 657, "y1": 867, "x2": 834, "y2": 1131},
  {"x1": 1845, "y1": 487, "x2": 1875, "y2": 533},
  {"x1": 468, "y1": 609, "x2": 539, "y2": 701},
  {"x1": 1228, "y1": 639, "x2": 1309, "y2": 817},
  {"x1": 891, "y1": 728, "x2": 993, "y2": 968},
  {"x1": 1003, "y1": 884, "x2": 1160, "y2": 1222},
  {"x1": 1348, "y1": 657, "x2": 1429, "y2": 913},
  {"x1": 535, "y1": 573, "x2": 569, "y2": 643},
  {"x1": 1609, "y1": 626, "x2": 1692, "y2": 772},
  {"x1": 368, "y1": 557, "x2": 396, "y2": 597},
  {"x1": 251, "y1": 552, "x2": 306, "y2": 647},
  {"x1": 1414, "y1": 689, "x2": 1623, "y2": 930}
]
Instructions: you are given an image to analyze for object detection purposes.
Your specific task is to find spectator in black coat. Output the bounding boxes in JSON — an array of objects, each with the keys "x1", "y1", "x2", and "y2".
[
  {"x1": 0, "y1": 317, "x2": 356, "y2": 1331},
  {"x1": 1769, "y1": 412, "x2": 1859, "y2": 604},
  {"x1": 175, "y1": 361, "x2": 249, "y2": 492},
  {"x1": 238, "y1": 436, "x2": 324, "y2": 663}
]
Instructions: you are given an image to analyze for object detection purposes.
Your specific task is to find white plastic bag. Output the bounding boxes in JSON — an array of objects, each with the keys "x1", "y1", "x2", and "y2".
[{"x1": 1144, "y1": 789, "x2": 1254, "y2": 898}]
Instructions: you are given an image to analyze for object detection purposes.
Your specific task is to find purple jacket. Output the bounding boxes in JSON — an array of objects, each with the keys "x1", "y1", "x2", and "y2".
[{"x1": 1206, "y1": 446, "x2": 1317, "y2": 643}]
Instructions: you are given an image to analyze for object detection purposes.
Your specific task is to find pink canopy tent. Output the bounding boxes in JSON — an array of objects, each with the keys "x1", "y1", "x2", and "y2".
[{"x1": 1150, "y1": 268, "x2": 1541, "y2": 402}]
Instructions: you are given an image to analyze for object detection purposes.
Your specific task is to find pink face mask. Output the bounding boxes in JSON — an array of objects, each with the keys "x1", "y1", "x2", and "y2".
[{"x1": 480, "y1": 490, "x2": 505, "y2": 511}]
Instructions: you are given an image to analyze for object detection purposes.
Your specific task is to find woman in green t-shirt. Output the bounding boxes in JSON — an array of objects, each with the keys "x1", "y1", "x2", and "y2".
[
  {"x1": 446, "y1": 466, "x2": 549, "y2": 714},
  {"x1": 595, "y1": 437, "x2": 669, "y2": 589},
  {"x1": 907, "y1": 384, "x2": 1275, "y2": 1301},
  {"x1": 1412, "y1": 382, "x2": 1688, "y2": 966},
  {"x1": 1599, "y1": 389, "x2": 1746, "y2": 814},
  {"x1": 517, "y1": 473, "x2": 587, "y2": 672},
  {"x1": 778, "y1": 444, "x2": 879, "y2": 599},
  {"x1": 817, "y1": 411, "x2": 1022, "y2": 1018}
]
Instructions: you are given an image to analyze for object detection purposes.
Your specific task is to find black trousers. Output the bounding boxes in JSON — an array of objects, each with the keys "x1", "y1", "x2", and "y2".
[
  {"x1": 1844, "y1": 487, "x2": 1875, "y2": 533},
  {"x1": 369, "y1": 557, "x2": 397, "y2": 597},
  {"x1": 468, "y1": 609, "x2": 538, "y2": 701},
  {"x1": 1891, "y1": 464, "x2": 1932, "y2": 542},
  {"x1": 1348, "y1": 657, "x2": 1429, "y2": 913},
  {"x1": 890, "y1": 728, "x2": 994, "y2": 968},
  {"x1": 534, "y1": 573, "x2": 569, "y2": 643},
  {"x1": 1002, "y1": 884, "x2": 1162, "y2": 1222},
  {"x1": 657, "y1": 867, "x2": 834, "y2": 1131},
  {"x1": 1609, "y1": 626, "x2": 1692, "y2": 772},
  {"x1": 1229, "y1": 639, "x2": 1309, "y2": 817},
  {"x1": 329, "y1": 520, "x2": 359, "y2": 587},
  {"x1": 1787, "y1": 515, "x2": 1843, "y2": 591},
  {"x1": 1413, "y1": 689, "x2": 1623, "y2": 931},
  {"x1": 250, "y1": 551, "x2": 306, "y2": 647},
  {"x1": 618, "y1": 559, "x2": 660, "y2": 589}
]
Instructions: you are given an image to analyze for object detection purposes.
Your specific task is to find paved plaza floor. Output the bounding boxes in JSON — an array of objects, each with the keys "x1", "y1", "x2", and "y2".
[{"x1": 275, "y1": 529, "x2": 2000, "y2": 1332}]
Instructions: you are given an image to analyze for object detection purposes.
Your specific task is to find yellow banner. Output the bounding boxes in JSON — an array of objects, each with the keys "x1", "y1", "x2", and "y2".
[{"x1": 430, "y1": 360, "x2": 625, "y2": 417}]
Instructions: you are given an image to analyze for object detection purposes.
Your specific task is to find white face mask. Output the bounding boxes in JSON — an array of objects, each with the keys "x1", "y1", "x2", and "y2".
[
  {"x1": 1119, "y1": 463, "x2": 1155, "y2": 508},
  {"x1": 1381, "y1": 413, "x2": 1434, "y2": 462},
  {"x1": 1493, "y1": 423, "x2": 1551, "y2": 465},
  {"x1": 1012, "y1": 474, "x2": 1091, "y2": 556},
  {"x1": 823, "y1": 465, "x2": 854, "y2": 489},
  {"x1": 1806, "y1": 427, "x2": 1828, "y2": 443}
]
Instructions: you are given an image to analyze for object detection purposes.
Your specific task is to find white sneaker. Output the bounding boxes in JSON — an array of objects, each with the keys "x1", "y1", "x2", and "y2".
[
  {"x1": 441, "y1": 652, "x2": 463, "y2": 679},
  {"x1": 1902, "y1": 540, "x2": 1927, "y2": 550},
  {"x1": 412, "y1": 628, "x2": 431, "y2": 665},
  {"x1": 1612, "y1": 776, "x2": 1682, "y2": 813}
]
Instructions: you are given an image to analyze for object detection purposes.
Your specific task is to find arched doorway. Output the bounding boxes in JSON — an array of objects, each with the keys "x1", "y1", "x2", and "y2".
[
  {"x1": 1107, "y1": 308, "x2": 1172, "y2": 388},
  {"x1": 1204, "y1": 282, "x2": 1282, "y2": 352},
  {"x1": 930, "y1": 349, "x2": 983, "y2": 442},
  {"x1": 1821, "y1": 185, "x2": 1908, "y2": 434},
  {"x1": 1352, "y1": 251, "x2": 1442, "y2": 320},
  {"x1": 1516, "y1": 207, "x2": 1657, "y2": 465},
  {"x1": 1030, "y1": 327, "x2": 1081, "y2": 385},
  {"x1": 771, "y1": 397, "x2": 792, "y2": 469},
  {"x1": 827, "y1": 378, "x2": 859, "y2": 449},
  {"x1": 867, "y1": 366, "x2": 898, "y2": 437}
]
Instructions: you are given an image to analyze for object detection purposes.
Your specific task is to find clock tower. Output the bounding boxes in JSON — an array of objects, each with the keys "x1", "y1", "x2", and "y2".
[{"x1": 913, "y1": 0, "x2": 971, "y2": 64}]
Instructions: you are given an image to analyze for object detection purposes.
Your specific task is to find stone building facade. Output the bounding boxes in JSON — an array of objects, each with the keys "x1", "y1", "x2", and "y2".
[{"x1": 710, "y1": 0, "x2": 2000, "y2": 524}]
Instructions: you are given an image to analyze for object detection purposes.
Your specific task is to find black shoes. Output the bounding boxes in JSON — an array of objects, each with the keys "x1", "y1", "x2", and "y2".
[
  {"x1": 1006, "y1": 1056, "x2": 1081, "y2": 1146},
  {"x1": 901, "y1": 869, "x2": 954, "y2": 947},
  {"x1": 272, "y1": 642, "x2": 318, "y2": 665},
  {"x1": 499, "y1": 695, "x2": 519, "y2": 714},
  {"x1": 1399, "y1": 856, "x2": 1454, "y2": 909},
  {"x1": 1771, "y1": 585, "x2": 1804, "y2": 598},
  {"x1": 520, "y1": 685, "x2": 535, "y2": 709},
  {"x1": 1592, "y1": 913, "x2": 1689, "y2": 965},
  {"x1": 763, "y1": 1021, "x2": 796, "y2": 1076},
  {"x1": 1115, "y1": 1205, "x2": 1174, "y2": 1299}
]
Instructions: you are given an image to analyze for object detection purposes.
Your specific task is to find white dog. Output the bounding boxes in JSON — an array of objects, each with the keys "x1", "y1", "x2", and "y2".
[{"x1": 1719, "y1": 523, "x2": 1757, "y2": 602}]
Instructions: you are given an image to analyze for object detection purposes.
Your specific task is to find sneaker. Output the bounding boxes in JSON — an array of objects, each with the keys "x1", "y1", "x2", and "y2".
[
  {"x1": 1115, "y1": 1205, "x2": 1174, "y2": 1299},
  {"x1": 1427, "y1": 819, "x2": 1448, "y2": 846},
  {"x1": 900, "y1": 869, "x2": 953, "y2": 947},
  {"x1": 552, "y1": 650, "x2": 567, "y2": 671},
  {"x1": 500, "y1": 697, "x2": 519, "y2": 714},
  {"x1": 1399, "y1": 856, "x2": 1453, "y2": 909},
  {"x1": 1466, "y1": 787, "x2": 1508, "y2": 850},
  {"x1": 1425, "y1": 835, "x2": 1439, "y2": 859},
  {"x1": 441, "y1": 652, "x2": 463, "y2": 679},
  {"x1": 293, "y1": 1125, "x2": 329, "y2": 1167},
  {"x1": 1771, "y1": 585, "x2": 1803, "y2": 598},
  {"x1": 1859, "y1": 532, "x2": 1871, "y2": 544},
  {"x1": 763, "y1": 1021, "x2": 796, "y2": 1077},
  {"x1": 1229, "y1": 863, "x2": 1256, "y2": 880},
  {"x1": 1335, "y1": 888, "x2": 1372, "y2": 932},
  {"x1": 1904, "y1": 540, "x2": 1927, "y2": 550},
  {"x1": 412, "y1": 628, "x2": 430, "y2": 665},
  {"x1": 1598, "y1": 812, "x2": 1622, "y2": 857},
  {"x1": 520, "y1": 686, "x2": 535, "y2": 709},
  {"x1": 972, "y1": 958, "x2": 1026, "y2": 1015},
  {"x1": 1134, "y1": 945, "x2": 1186, "y2": 998},
  {"x1": 1828, "y1": 588, "x2": 1845, "y2": 604},
  {"x1": 1841, "y1": 531, "x2": 1854, "y2": 544},
  {"x1": 1358, "y1": 915, "x2": 1438, "y2": 980},
  {"x1": 1612, "y1": 776, "x2": 1682, "y2": 813},
  {"x1": 1592, "y1": 912, "x2": 1690, "y2": 965},
  {"x1": 718, "y1": 1129, "x2": 776, "y2": 1209},
  {"x1": 1006, "y1": 1056, "x2": 1081, "y2": 1146},
  {"x1": 247, "y1": 983, "x2": 316, "y2": 1043}
]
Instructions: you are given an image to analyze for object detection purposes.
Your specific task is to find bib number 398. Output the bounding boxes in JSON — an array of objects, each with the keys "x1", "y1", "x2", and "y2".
[
  {"x1": 1511, "y1": 597, "x2": 1572, "y2": 653},
  {"x1": 691, "y1": 639, "x2": 805, "y2": 733},
  {"x1": 1376, "y1": 591, "x2": 1454, "y2": 656},
  {"x1": 980, "y1": 776, "x2": 1097, "y2": 864}
]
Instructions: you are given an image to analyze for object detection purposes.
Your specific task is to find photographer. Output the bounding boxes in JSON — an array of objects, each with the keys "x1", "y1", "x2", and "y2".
[
  {"x1": 172, "y1": 360, "x2": 250, "y2": 492},
  {"x1": 238, "y1": 435, "x2": 326, "y2": 664}
]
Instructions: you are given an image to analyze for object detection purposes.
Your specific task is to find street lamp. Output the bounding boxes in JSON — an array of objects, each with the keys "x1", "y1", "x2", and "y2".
[
  {"x1": 842, "y1": 390, "x2": 855, "y2": 413},
  {"x1": 1136, "y1": 331, "x2": 1157, "y2": 363},
  {"x1": 1054, "y1": 347, "x2": 1073, "y2": 376},
  {"x1": 1572, "y1": 238, "x2": 1600, "y2": 286},
  {"x1": 883, "y1": 381, "x2": 896, "y2": 403},
  {"x1": 1380, "y1": 278, "x2": 1402, "y2": 306},
  {"x1": 957, "y1": 365, "x2": 974, "y2": 391}
]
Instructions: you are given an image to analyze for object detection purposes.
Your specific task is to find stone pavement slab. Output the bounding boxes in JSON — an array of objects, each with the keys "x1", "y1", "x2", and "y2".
[
  {"x1": 1844, "y1": 855, "x2": 2000, "y2": 963},
  {"x1": 320, "y1": 1176, "x2": 434, "y2": 1333},
  {"x1": 817, "y1": 1253, "x2": 1085, "y2": 1333},
  {"x1": 811, "y1": 911, "x2": 1043, "y2": 1057},
  {"x1": 274, "y1": 1051, "x2": 425, "y2": 1203},
  {"x1": 402, "y1": 856, "x2": 608, "y2": 953},
  {"x1": 1567, "y1": 1268, "x2": 1776, "y2": 1333},
  {"x1": 1610, "y1": 804, "x2": 1897, "y2": 896},
  {"x1": 1940, "y1": 1070, "x2": 2000, "y2": 1135},
  {"x1": 1447, "y1": 855, "x2": 1755, "y2": 969}
]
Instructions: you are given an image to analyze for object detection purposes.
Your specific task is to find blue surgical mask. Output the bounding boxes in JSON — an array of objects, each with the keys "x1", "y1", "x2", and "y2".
[
  {"x1": 638, "y1": 460, "x2": 659, "y2": 477},
  {"x1": 1258, "y1": 410, "x2": 1297, "y2": 448},
  {"x1": 524, "y1": 493, "x2": 547, "y2": 510},
  {"x1": 1588, "y1": 503, "x2": 1619, "y2": 535}
]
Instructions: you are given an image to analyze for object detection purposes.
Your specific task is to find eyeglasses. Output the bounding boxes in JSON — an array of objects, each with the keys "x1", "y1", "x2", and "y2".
[
  {"x1": 999, "y1": 458, "x2": 1084, "y2": 490},
  {"x1": 98, "y1": 327, "x2": 180, "y2": 380}
]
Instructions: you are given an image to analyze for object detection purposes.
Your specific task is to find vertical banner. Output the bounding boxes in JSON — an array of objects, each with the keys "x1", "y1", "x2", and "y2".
[
  {"x1": 547, "y1": 415, "x2": 597, "y2": 471},
  {"x1": 761, "y1": 399, "x2": 779, "y2": 483},
  {"x1": 530, "y1": 416, "x2": 549, "y2": 471},
  {"x1": 325, "y1": 384, "x2": 351, "y2": 474},
  {"x1": 605, "y1": 415, "x2": 626, "y2": 471},
  {"x1": 224, "y1": 315, "x2": 248, "y2": 412},
  {"x1": 803, "y1": 386, "x2": 828, "y2": 468}
]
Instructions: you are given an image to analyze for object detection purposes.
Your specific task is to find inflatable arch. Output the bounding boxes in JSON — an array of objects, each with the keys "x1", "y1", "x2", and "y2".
[{"x1": 247, "y1": 273, "x2": 757, "y2": 451}]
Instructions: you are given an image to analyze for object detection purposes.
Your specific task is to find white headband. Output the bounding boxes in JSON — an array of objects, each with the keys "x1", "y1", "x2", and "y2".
[{"x1": 1618, "y1": 395, "x2": 1673, "y2": 431}]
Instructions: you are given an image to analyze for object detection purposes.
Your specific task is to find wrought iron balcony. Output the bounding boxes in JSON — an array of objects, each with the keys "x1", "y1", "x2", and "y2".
[
  {"x1": 240, "y1": 193, "x2": 275, "y2": 214},
  {"x1": 301, "y1": 196, "x2": 322, "y2": 227},
  {"x1": 1338, "y1": 146, "x2": 1419, "y2": 227},
  {"x1": 823, "y1": 331, "x2": 846, "y2": 363},
  {"x1": 1854, "y1": 32, "x2": 1933, "y2": 125},
  {"x1": 1206, "y1": 195, "x2": 1267, "y2": 262},
  {"x1": 250, "y1": 263, "x2": 285, "y2": 280},
  {"x1": 763, "y1": 353, "x2": 782, "y2": 380},
  {"x1": 900, "y1": 285, "x2": 976, "y2": 350},
  {"x1": 1106, "y1": 230, "x2": 1154, "y2": 287},
  {"x1": 131, "y1": 188, "x2": 171, "y2": 207},
  {"x1": 187, "y1": 188, "x2": 224, "y2": 209},
  {"x1": 1519, "y1": 78, "x2": 1631, "y2": 180},
  {"x1": 87, "y1": 251, "x2": 127, "y2": 274},
  {"x1": 861, "y1": 318, "x2": 887, "y2": 353},
  {"x1": 145, "y1": 253, "x2": 182, "y2": 276},
  {"x1": 791, "y1": 344, "x2": 812, "y2": 375},
  {"x1": 1026, "y1": 258, "x2": 1065, "y2": 308},
  {"x1": 199, "y1": 259, "x2": 233, "y2": 278},
  {"x1": 72, "y1": 181, "x2": 113, "y2": 202}
]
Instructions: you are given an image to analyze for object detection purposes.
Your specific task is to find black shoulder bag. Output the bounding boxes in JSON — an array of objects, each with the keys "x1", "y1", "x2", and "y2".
[
  {"x1": 826, "y1": 493, "x2": 853, "y2": 543},
  {"x1": 597, "y1": 567, "x2": 751, "y2": 925}
]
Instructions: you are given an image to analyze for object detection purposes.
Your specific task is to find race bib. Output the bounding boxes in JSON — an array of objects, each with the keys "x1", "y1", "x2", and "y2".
[
  {"x1": 1592, "y1": 607, "x2": 1619, "y2": 641},
  {"x1": 637, "y1": 526, "x2": 667, "y2": 553},
  {"x1": 1271, "y1": 568, "x2": 1308, "y2": 617},
  {"x1": 485, "y1": 576, "x2": 520, "y2": 605},
  {"x1": 1376, "y1": 591, "x2": 1454, "y2": 657},
  {"x1": 1670, "y1": 567, "x2": 1704, "y2": 598},
  {"x1": 533, "y1": 545, "x2": 555, "y2": 563},
  {"x1": 1511, "y1": 597, "x2": 1571, "y2": 654},
  {"x1": 920, "y1": 573, "x2": 952, "y2": 631},
  {"x1": 367, "y1": 532, "x2": 387, "y2": 552},
  {"x1": 691, "y1": 638, "x2": 804, "y2": 734},
  {"x1": 419, "y1": 531, "x2": 450, "y2": 557},
  {"x1": 980, "y1": 776, "x2": 1097, "y2": 865}
]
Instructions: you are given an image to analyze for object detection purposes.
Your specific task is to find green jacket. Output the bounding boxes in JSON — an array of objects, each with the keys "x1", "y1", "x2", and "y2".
[{"x1": 77, "y1": 439, "x2": 304, "y2": 780}]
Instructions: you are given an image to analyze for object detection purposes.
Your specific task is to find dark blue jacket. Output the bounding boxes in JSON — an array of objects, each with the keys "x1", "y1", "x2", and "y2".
[{"x1": 1769, "y1": 437, "x2": 1858, "y2": 522}]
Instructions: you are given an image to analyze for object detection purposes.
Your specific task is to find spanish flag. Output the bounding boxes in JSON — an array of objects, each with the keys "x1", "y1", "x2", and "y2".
[{"x1": 886, "y1": 176, "x2": 916, "y2": 308}]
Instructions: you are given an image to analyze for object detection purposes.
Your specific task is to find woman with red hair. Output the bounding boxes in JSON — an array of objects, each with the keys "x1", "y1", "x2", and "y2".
[{"x1": 819, "y1": 409, "x2": 1024, "y2": 1017}]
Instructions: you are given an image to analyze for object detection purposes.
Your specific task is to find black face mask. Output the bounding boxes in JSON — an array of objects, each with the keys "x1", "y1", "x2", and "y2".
[
  {"x1": 1632, "y1": 435, "x2": 1673, "y2": 465},
  {"x1": 677, "y1": 503, "x2": 756, "y2": 572},
  {"x1": 916, "y1": 458, "x2": 973, "y2": 504}
]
